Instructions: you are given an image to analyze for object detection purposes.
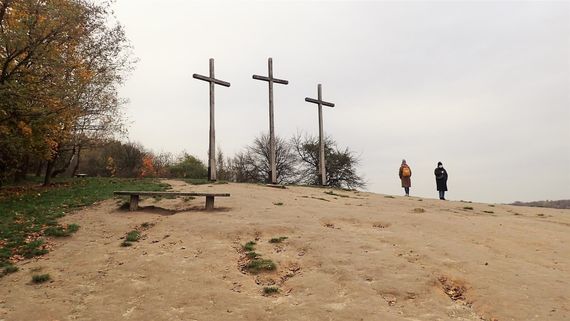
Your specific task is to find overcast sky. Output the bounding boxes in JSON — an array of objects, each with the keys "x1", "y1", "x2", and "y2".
[{"x1": 111, "y1": 0, "x2": 569, "y2": 203}]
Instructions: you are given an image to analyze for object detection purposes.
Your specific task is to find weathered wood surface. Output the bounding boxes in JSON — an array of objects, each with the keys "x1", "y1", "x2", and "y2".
[
  {"x1": 114, "y1": 191, "x2": 230, "y2": 211},
  {"x1": 114, "y1": 191, "x2": 230, "y2": 197},
  {"x1": 305, "y1": 84, "x2": 335, "y2": 186},
  {"x1": 192, "y1": 58, "x2": 231, "y2": 181},
  {"x1": 252, "y1": 57, "x2": 289, "y2": 185}
]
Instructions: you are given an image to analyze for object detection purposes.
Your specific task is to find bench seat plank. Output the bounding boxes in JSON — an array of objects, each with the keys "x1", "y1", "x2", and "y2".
[
  {"x1": 114, "y1": 191, "x2": 230, "y2": 197},
  {"x1": 113, "y1": 191, "x2": 230, "y2": 211}
]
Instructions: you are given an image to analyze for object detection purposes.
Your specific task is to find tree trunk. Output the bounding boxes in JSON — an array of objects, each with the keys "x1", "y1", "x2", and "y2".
[
  {"x1": 35, "y1": 161, "x2": 44, "y2": 177},
  {"x1": 71, "y1": 146, "x2": 82, "y2": 177},
  {"x1": 14, "y1": 155, "x2": 30, "y2": 182},
  {"x1": 44, "y1": 160, "x2": 54, "y2": 186},
  {"x1": 51, "y1": 146, "x2": 75, "y2": 178}
]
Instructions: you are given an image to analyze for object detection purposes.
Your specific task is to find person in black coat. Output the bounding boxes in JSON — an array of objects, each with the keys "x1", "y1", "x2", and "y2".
[{"x1": 434, "y1": 161, "x2": 448, "y2": 200}]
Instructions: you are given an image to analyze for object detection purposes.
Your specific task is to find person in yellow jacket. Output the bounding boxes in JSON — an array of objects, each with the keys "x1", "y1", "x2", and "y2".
[{"x1": 399, "y1": 159, "x2": 412, "y2": 196}]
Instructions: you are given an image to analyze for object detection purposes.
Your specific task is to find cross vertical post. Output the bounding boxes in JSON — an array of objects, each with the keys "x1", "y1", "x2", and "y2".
[
  {"x1": 305, "y1": 84, "x2": 335, "y2": 186},
  {"x1": 253, "y1": 58, "x2": 289, "y2": 184},
  {"x1": 193, "y1": 58, "x2": 231, "y2": 181}
]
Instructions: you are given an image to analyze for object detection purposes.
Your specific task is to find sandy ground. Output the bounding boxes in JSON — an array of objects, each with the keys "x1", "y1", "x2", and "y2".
[{"x1": 0, "y1": 180, "x2": 569, "y2": 321}]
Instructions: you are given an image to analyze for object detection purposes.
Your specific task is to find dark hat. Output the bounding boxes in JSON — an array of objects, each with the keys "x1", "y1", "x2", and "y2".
[{"x1": 437, "y1": 161, "x2": 442, "y2": 166}]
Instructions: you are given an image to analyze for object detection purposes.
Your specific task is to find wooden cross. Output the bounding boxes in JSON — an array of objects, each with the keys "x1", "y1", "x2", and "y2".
[
  {"x1": 305, "y1": 84, "x2": 335, "y2": 186},
  {"x1": 252, "y1": 58, "x2": 289, "y2": 184},
  {"x1": 193, "y1": 58, "x2": 231, "y2": 181}
]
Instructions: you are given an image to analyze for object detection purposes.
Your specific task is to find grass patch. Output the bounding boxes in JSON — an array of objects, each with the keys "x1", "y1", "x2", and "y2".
[
  {"x1": 263, "y1": 286, "x2": 279, "y2": 295},
  {"x1": 463, "y1": 206, "x2": 474, "y2": 210},
  {"x1": 269, "y1": 236, "x2": 288, "y2": 243},
  {"x1": 44, "y1": 224, "x2": 80, "y2": 237},
  {"x1": 413, "y1": 208, "x2": 426, "y2": 213},
  {"x1": 2, "y1": 264, "x2": 18, "y2": 276},
  {"x1": 243, "y1": 241, "x2": 257, "y2": 252},
  {"x1": 125, "y1": 230, "x2": 141, "y2": 242},
  {"x1": 246, "y1": 251, "x2": 260, "y2": 259},
  {"x1": 31, "y1": 273, "x2": 51, "y2": 284},
  {"x1": 0, "y1": 177, "x2": 167, "y2": 267},
  {"x1": 273, "y1": 202, "x2": 284, "y2": 206},
  {"x1": 21, "y1": 239, "x2": 49, "y2": 258},
  {"x1": 246, "y1": 259, "x2": 276, "y2": 273}
]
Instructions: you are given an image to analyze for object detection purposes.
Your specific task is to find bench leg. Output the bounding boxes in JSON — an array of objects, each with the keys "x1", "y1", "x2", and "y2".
[
  {"x1": 129, "y1": 195, "x2": 139, "y2": 211},
  {"x1": 205, "y1": 196, "x2": 214, "y2": 211}
]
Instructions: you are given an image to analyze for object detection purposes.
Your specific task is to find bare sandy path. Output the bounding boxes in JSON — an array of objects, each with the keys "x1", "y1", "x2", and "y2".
[{"x1": 0, "y1": 180, "x2": 568, "y2": 321}]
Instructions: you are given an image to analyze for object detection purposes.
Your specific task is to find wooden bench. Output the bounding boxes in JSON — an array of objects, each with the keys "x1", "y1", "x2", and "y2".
[{"x1": 113, "y1": 191, "x2": 230, "y2": 211}]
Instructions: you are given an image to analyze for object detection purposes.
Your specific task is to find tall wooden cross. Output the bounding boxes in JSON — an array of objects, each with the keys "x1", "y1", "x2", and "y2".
[
  {"x1": 252, "y1": 58, "x2": 289, "y2": 184},
  {"x1": 305, "y1": 84, "x2": 335, "y2": 186},
  {"x1": 193, "y1": 58, "x2": 231, "y2": 181}
]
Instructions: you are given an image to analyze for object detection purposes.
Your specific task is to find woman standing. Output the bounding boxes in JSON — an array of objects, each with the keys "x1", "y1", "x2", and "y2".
[
  {"x1": 434, "y1": 161, "x2": 448, "y2": 200},
  {"x1": 399, "y1": 159, "x2": 412, "y2": 196}
]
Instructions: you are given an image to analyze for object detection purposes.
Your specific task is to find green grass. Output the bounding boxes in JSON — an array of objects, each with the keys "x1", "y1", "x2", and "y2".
[
  {"x1": 31, "y1": 274, "x2": 51, "y2": 284},
  {"x1": 246, "y1": 251, "x2": 261, "y2": 259},
  {"x1": 243, "y1": 241, "x2": 256, "y2": 251},
  {"x1": 125, "y1": 230, "x2": 141, "y2": 242},
  {"x1": 269, "y1": 236, "x2": 288, "y2": 243},
  {"x1": 44, "y1": 224, "x2": 80, "y2": 237},
  {"x1": 263, "y1": 286, "x2": 279, "y2": 295},
  {"x1": 0, "y1": 177, "x2": 168, "y2": 267},
  {"x1": 1, "y1": 264, "x2": 18, "y2": 277},
  {"x1": 246, "y1": 259, "x2": 276, "y2": 273}
]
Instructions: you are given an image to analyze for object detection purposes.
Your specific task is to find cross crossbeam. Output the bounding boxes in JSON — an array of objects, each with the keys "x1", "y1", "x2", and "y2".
[
  {"x1": 193, "y1": 74, "x2": 231, "y2": 87},
  {"x1": 305, "y1": 84, "x2": 335, "y2": 186},
  {"x1": 192, "y1": 58, "x2": 231, "y2": 181},
  {"x1": 252, "y1": 57, "x2": 289, "y2": 184}
]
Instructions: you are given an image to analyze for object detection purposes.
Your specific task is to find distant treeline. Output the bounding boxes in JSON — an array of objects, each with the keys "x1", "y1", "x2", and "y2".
[
  {"x1": 6, "y1": 131, "x2": 365, "y2": 190},
  {"x1": 511, "y1": 200, "x2": 570, "y2": 210}
]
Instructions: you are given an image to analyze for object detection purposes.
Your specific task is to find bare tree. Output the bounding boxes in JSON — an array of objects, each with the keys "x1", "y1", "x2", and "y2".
[
  {"x1": 292, "y1": 132, "x2": 365, "y2": 189},
  {"x1": 228, "y1": 133, "x2": 299, "y2": 184}
]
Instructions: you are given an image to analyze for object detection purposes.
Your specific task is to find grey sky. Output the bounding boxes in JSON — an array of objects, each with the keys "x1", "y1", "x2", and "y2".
[{"x1": 112, "y1": 0, "x2": 570, "y2": 203}]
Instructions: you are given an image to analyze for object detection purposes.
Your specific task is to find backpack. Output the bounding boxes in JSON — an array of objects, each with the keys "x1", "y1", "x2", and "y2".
[{"x1": 402, "y1": 166, "x2": 411, "y2": 177}]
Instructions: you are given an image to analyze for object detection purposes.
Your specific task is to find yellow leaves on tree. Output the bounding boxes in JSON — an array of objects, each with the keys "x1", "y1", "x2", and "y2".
[{"x1": 106, "y1": 156, "x2": 116, "y2": 177}]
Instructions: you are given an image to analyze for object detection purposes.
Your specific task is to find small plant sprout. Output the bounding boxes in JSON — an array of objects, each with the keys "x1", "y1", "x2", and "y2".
[
  {"x1": 263, "y1": 286, "x2": 279, "y2": 295},
  {"x1": 125, "y1": 230, "x2": 141, "y2": 242},
  {"x1": 32, "y1": 274, "x2": 51, "y2": 284},
  {"x1": 243, "y1": 241, "x2": 257, "y2": 252},
  {"x1": 246, "y1": 259, "x2": 276, "y2": 273},
  {"x1": 246, "y1": 251, "x2": 261, "y2": 259},
  {"x1": 269, "y1": 237, "x2": 286, "y2": 243}
]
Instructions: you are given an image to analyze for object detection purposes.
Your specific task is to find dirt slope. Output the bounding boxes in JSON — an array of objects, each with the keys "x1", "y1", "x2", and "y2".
[{"x1": 1, "y1": 180, "x2": 568, "y2": 321}]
